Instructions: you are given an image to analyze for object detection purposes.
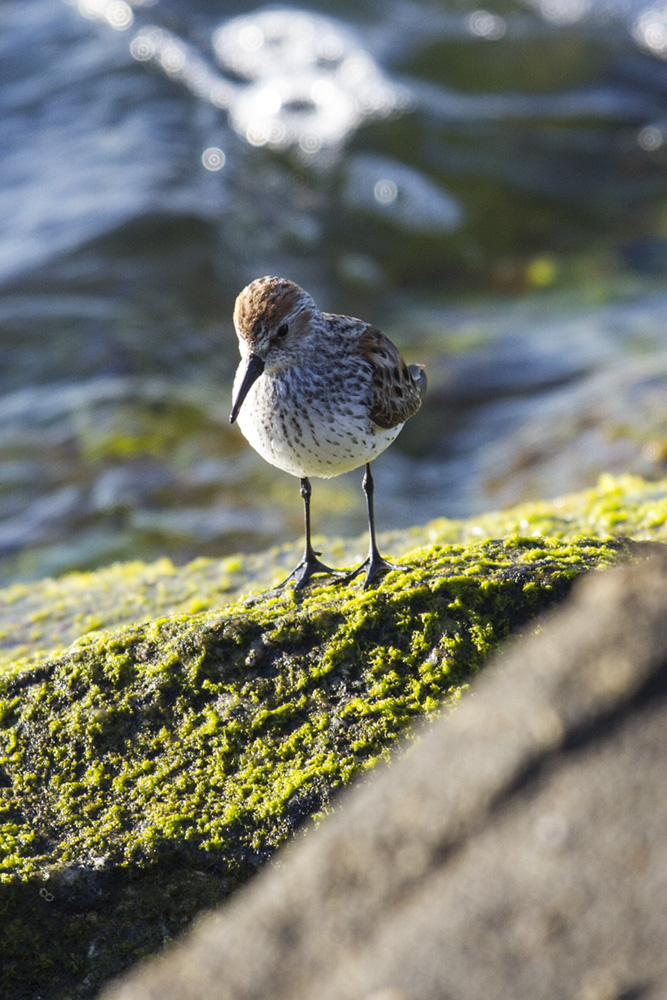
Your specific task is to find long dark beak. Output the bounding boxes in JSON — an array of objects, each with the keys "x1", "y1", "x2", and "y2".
[{"x1": 230, "y1": 352, "x2": 265, "y2": 423}]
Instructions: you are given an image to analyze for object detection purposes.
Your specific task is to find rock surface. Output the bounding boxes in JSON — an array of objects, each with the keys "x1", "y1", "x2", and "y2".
[
  {"x1": 102, "y1": 545, "x2": 667, "y2": 1000},
  {"x1": 2, "y1": 472, "x2": 666, "y2": 676},
  {"x1": 1, "y1": 534, "x2": 630, "y2": 1000},
  {"x1": 2, "y1": 474, "x2": 667, "y2": 1000}
]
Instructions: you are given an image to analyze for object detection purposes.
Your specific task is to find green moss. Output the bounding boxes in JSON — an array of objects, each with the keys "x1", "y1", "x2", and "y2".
[
  {"x1": 2, "y1": 473, "x2": 667, "y2": 679},
  {"x1": 0, "y1": 475, "x2": 666, "y2": 998},
  {"x1": 78, "y1": 399, "x2": 210, "y2": 463},
  {"x1": 0, "y1": 526, "x2": 646, "y2": 999}
]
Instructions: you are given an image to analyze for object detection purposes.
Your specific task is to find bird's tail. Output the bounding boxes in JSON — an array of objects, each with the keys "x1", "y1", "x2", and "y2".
[{"x1": 408, "y1": 363, "x2": 427, "y2": 398}]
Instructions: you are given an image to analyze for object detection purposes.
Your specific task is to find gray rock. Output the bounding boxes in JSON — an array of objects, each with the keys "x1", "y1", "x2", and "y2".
[{"x1": 101, "y1": 546, "x2": 667, "y2": 1000}]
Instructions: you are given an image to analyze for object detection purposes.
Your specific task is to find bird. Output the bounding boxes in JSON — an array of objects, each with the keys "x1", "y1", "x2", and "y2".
[{"x1": 229, "y1": 275, "x2": 426, "y2": 590}]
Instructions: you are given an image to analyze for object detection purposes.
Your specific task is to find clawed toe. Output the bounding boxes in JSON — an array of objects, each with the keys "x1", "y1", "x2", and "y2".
[
  {"x1": 278, "y1": 554, "x2": 346, "y2": 591},
  {"x1": 337, "y1": 554, "x2": 404, "y2": 590},
  {"x1": 272, "y1": 464, "x2": 406, "y2": 593}
]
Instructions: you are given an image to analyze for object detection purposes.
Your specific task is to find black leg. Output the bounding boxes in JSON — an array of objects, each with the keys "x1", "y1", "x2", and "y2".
[
  {"x1": 278, "y1": 477, "x2": 344, "y2": 590},
  {"x1": 339, "y1": 463, "x2": 402, "y2": 589}
]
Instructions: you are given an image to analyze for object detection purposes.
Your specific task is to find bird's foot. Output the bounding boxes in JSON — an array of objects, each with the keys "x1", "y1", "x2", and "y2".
[
  {"x1": 338, "y1": 551, "x2": 404, "y2": 590},
  {"x1": 278, "y1": 551, "x2": 346, "y2": 591}
]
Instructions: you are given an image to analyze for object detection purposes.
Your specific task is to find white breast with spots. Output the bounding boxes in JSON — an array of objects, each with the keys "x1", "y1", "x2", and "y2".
[{"x1": 233, "y1": 362, "x2": 403, "y2": 479}]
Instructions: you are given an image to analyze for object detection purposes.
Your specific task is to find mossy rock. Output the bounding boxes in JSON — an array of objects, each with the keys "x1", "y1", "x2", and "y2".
[
  {"x1": 1, "y1": 472, "x2": 666, "y2": 677},
  {"x1": 1, "y1": 475, "x2": 667, "y2": 999}
]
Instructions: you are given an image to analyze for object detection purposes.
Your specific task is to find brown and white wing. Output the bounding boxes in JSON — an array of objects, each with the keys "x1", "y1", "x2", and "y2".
[{"x1": 358, "y1": 326, "x2": 426, "y2": 430}]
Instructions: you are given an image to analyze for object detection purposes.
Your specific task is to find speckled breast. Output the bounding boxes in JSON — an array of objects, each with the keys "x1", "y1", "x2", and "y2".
[{"x1": 234, "y1": 362, "x2": 403, "y2": 479}]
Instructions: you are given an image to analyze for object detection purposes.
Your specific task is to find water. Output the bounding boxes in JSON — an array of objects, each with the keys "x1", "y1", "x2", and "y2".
[{"x1": 0, "y1": 0, "x2": 666, "y2": 583}]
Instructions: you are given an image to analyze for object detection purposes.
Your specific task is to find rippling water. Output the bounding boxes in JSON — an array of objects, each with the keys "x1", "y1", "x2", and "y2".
[{"x1": 0, "y1": 0, "x2": 666, "y2": 583}]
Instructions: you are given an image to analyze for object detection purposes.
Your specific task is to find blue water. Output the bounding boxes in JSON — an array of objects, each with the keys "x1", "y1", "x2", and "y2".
[{"x1": 1, "y1": 0, "x2": 666, "y2": 582}]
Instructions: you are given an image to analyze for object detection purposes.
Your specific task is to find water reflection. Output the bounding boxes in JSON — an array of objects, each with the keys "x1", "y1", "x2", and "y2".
[
  {"x1": 125, "y1": 7, "x2": 409, "y2": 154},
  {"x1": 637, "y1": 123, "x2": 666, "y2": 149},
  {"x1": 201, "y1": 147, "x2": 226, "y2": 171},
  {"x1": 65, "y1": 0, "x2": 135, "y2": 30},
  {"x1": 344, "y1": 155, "x2": 463, "y2": 233},
  {"x1": 212, "y1": 7, "x2": 407, "y2": 151},
  {"x1": 633, "y1": 2, "x2": 667, "y2": 56},
  {"x1": 530, "y1": 0, "x2": 592, "y2": 24},
  {"x1": 467, "y1": 10, "x2": 507, "y2": 38}
]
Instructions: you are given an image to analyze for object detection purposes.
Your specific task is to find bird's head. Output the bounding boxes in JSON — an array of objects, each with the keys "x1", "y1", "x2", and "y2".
[{"x1": 230, "y1": 276, "x2": 318, "y2": 423}]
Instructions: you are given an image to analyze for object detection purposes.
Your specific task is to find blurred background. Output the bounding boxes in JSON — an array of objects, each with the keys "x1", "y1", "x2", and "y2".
[{"x1": 0, "y1": 0, "x2": 666, "y2": 584}]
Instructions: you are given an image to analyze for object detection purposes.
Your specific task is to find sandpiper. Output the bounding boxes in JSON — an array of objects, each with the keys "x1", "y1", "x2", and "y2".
[{"x1": 230, "y1": 276, "x2": 426, "y2": 589}]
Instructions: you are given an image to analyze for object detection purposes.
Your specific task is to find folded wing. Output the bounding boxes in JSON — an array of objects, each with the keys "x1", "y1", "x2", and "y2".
[{"x1": 358, "y1": 326, "x2": 427, "y2": 430}]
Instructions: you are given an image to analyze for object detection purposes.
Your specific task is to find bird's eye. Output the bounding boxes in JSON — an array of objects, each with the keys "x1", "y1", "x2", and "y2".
[{"x1": 277, "y1": 323, "x2": 288, "y2": 339}]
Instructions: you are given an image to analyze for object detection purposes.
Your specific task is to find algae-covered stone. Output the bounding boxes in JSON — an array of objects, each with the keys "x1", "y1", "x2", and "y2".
[
  {"x1": 101, "y1": 546, "x2": 667, "y2": 1000},
  {"x1": 1, "y1": 472, "x2": 667, "y2": 677},
  {"x1": 1, "y1": 475, "x2": 667, "y2": 999},
  {"x1": 0, "y1": 530, "x2": 643, "y2": 1000}
]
